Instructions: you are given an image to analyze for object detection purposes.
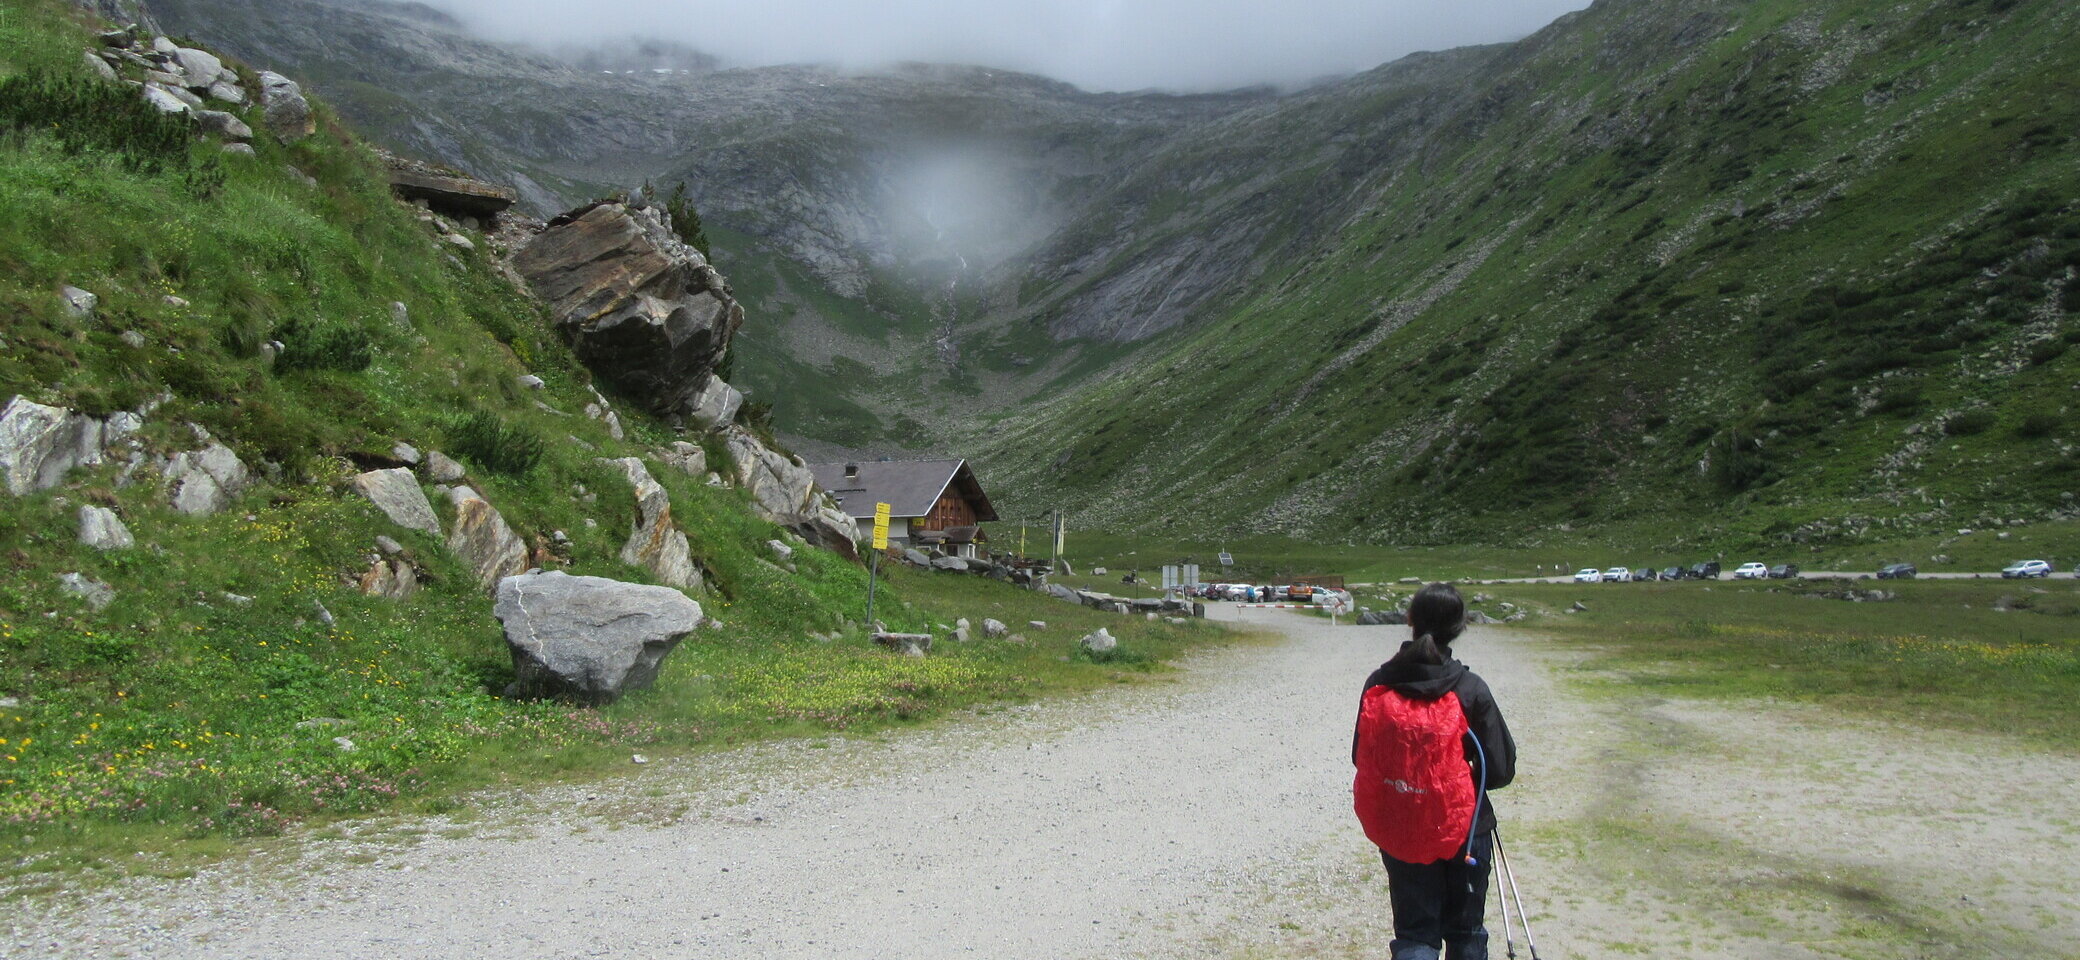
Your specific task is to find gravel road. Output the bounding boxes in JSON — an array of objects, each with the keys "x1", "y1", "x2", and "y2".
[{"x1": 11, "y1": 608, "x2": 2077, "y2": 958}]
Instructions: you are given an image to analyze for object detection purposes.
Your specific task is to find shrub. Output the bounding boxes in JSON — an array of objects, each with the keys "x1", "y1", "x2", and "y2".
[
  {"x1": 2014, "y1": 413, "x2": 2058, "y2": 439},
  {"x1": 1943, "y1": 410, "x2": 1996, "y2": 436},
  {"x1": 2026, "y1": 340, "x2": 2068, "y2": 366},
  {"x1": 0, "y1": 70, "x2": 223, "y2": 193},
  {"x1": 273, "y1": 318, "x2": 374, "y2": 373},
  {"x1": 1709, "y1": 428, "x2": 1777, "y2": 493},
  {"x1": 447, "y1": 410, "x2": 545, "y2": 475}
]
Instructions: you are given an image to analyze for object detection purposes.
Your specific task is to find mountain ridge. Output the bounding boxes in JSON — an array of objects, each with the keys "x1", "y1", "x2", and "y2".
[{"x1": 146, "y1": 0, "x2": 2080, "y2": 551}]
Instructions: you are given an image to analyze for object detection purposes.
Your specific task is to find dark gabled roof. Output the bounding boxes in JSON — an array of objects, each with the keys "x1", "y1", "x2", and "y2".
[{"x1": 808, "y1": 458, "x2": 1000, "y2": 522}]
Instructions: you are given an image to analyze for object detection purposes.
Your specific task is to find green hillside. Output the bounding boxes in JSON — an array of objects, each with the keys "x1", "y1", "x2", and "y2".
[
  {"x1": 975, "y1": 0, "x2": 2080, "y2": 553},
  {"x1": 0, "y1": 0, "x2": 1201, "y2": 874}
]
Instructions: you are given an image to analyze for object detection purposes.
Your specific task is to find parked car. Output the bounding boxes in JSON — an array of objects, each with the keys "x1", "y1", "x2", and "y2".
[
  {"x1": 1767, "y1": 564, "x2": 1800, "y2": 579},
  {"x1": 2001, "y1": 560, "x2": 2053, "y2": 579},
  {"x1": 1689, "y1": 561, "x2": 1722, "y2": 579},
  {"x1": 1660, "y1": 566, "x2": 1684, "y2": 581},
  {"x1": 1875, "y1": 563, "x2": 1917, "y2": 579},
  {"x1": 1573, "y1": 568, "x2": 1603, "y2": 583},
  {"x1": 1603, "y1": 567, "x2": 1632, "y2": 583},
  {"x1": 1312, "y1": 588, "x2": 1353, "y2": 608},
  {"x1": 1732, "y1": 562, "x2": 1770, "y2": 580},
  {"x1": 1633, "y1": 566, "x2": 1659, "y2": 582}
]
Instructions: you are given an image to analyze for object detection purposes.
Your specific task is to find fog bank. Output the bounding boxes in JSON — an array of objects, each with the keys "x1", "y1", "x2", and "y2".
[{"x1": 424, "y1": 0, "x2": 1590, "y2": 92}]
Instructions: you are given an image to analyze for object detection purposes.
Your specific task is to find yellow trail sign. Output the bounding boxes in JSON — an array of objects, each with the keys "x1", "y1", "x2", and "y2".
[{"x1": 871, "y1": 502, "x2": 891, "y2": 551}]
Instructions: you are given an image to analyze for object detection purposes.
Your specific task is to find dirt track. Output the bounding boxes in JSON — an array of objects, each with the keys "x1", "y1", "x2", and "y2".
[{"x1": 11, "y1": 609, "x2": 2077, "y2": 958}]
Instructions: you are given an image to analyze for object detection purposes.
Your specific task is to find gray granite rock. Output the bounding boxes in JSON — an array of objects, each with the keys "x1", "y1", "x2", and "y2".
[
  {"x1": 350, "y1": 467, "x2": 438, "y2": 535},
  {"x1": 77, "y1": 505, "x2": 134, "y2": 550},
  {"x1": 494, "y1": 570, "x2": 702, "y2": 704}
]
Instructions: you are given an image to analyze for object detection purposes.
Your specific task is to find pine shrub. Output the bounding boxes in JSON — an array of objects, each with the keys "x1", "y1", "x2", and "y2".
[{"x1": 447, "y1": 411, "x2": 545, "y2": 475}]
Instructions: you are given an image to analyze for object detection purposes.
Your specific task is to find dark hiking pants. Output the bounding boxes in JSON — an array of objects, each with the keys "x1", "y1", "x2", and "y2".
[{"x1": 1381, "y1": 832, "x2": 1493, "y2": 960}]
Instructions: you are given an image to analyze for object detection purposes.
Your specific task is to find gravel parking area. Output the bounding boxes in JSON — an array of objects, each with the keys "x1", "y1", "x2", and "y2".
[{"x1": 10, "y1": 608, "x2": 2075, "y2": 958}]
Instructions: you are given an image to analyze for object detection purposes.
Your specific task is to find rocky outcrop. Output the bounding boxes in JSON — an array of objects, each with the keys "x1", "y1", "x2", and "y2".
[
  {"x1": 445, "y1": 485, "x2": 527, "y2": 591},
  {"x1": 720, "y1": 426, "x2": 858, "y2": 560},
  {"x1": 164, "y1": 441, "x2": 249, "y2": 516},
  {"x1": 511, "y1": 201, "x2": 741, "y2": 422},
  {"x1": 1356, "y1": 609, "x2": 1408, "y2": 626},
  {"x1": 596, "y1": 457, "x2": 702, "y2": 591},
  {"x1": 494, "y1": 570, "x2": 702, "y2": 704},
  {"x1": 0, "y1": 397, "x2": 141, "y2": 495},
  {"x1": 350, "y1": 468, "x2": 439, "y2": 535}
]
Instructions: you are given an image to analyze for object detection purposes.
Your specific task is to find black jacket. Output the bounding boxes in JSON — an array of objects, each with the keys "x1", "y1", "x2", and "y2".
[{"x1": 1353, "y1": 645, "x2": 1517, "y2": 836}]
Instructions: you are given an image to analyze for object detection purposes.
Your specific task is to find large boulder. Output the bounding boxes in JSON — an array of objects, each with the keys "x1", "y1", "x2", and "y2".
[
  {"x1": 257, "y1": 71, "x2": 313, "y2": 140},
  {"x1": 350, "y1": 468, "x2": 439, "y2": 535},
  {"x1": 446, "y1": 486, "x2": 527, "y2": 591},
  {"x1": 511, "y1": 202, "x2": 742, "y2": 421},
  {"x1": 1356, "y1": 609, "x2": 1408, "y2": 626},
  {"x1": 493, "y1": 571, "x2": 701, "y2": 704},
  {"x1": 596, "y1": 457, "x2": 702, "y2": 591},
  {"x1": 1, "y1": 397, "x2": 139, "y2": 495},
  {"x1": 164, "y1": 441, "x2": 249, "y2": 516}
]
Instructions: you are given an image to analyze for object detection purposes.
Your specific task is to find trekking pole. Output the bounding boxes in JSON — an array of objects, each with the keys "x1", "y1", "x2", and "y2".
[
  {"x1": 1492, "y1": 834, "x2": 1519, "y2": 960},
  {"x1": 1495, "y1": 827, "x2": 1543, "y2": 960}
]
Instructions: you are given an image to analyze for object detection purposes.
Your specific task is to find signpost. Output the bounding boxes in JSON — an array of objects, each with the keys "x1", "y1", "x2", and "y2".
[{"x1": 865, "y1": 502, "x2": 891, "y2": 627}]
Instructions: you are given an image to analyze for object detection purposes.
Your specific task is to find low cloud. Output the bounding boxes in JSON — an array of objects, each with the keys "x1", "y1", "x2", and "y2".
[{"x1": 427, "y1": 0, "x2": 1590, "y2": 92}]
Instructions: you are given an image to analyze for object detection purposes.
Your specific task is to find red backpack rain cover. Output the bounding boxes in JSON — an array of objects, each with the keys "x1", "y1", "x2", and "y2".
[{"x1": 1353, "y1": 687, "x2": 1476, "y2": 863}]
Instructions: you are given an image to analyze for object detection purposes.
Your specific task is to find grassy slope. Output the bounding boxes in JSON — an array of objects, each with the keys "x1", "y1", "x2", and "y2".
[
  {"x1": 0, "y1": 0, "x2": 1215, "y2": 886},
  {"x1": 977, "y1": 0, "x2": 2080, "y2": 552}
]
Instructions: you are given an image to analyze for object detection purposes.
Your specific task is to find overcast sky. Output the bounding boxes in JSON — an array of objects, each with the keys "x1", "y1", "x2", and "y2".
[{"x1": 427, "y1": 0, "x2": 1592, "y2": 92}]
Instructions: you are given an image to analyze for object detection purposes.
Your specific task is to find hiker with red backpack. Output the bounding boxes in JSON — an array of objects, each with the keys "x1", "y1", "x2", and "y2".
[{"x1": 1353, "y1": 582, "x2": 1517, "y2": 960}]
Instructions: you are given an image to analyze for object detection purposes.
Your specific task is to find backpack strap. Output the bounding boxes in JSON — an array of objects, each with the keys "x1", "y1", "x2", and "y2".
[{"x1": 1463, "y1": 730, "x2": 1487, "y2": 866}]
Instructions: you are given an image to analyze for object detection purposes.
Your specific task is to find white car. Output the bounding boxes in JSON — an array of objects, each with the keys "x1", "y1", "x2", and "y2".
[
  {"x1": 1732, "y1": 562, "x2": 1770, "y2": 579},
  {"x1": 1573, "y1": 568, "x2": 1603, "y2": 583},
  {"x1": 2001, "y1": 560, "x2": 2052, "y2": 579},
  {"x1": 1602, "y1": 567, "x2": 1631, "y2": 583}
]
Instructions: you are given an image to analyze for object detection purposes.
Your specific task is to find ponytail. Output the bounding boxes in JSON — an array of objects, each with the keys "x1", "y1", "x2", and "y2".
[{"x1": 1389, "y1": 632, "x2": 1449, "y2": 667}]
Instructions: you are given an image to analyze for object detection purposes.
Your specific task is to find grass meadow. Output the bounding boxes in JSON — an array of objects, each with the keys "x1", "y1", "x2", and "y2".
[{"x1": 1446, "y1": 579, "x2": 2080, "y2": 751}]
